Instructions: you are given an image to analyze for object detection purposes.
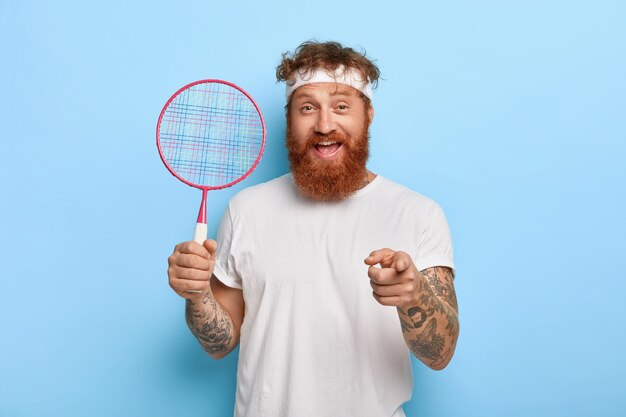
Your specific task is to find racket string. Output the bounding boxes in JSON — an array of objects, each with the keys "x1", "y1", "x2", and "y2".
[{"x1": 159, "y1": 82, "x2": 264, "y2": 187}]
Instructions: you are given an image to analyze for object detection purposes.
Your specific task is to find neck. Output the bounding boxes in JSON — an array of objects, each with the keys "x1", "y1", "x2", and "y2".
[{"x1": 359, "y1": 170, "x2": 376, "y2": 189}]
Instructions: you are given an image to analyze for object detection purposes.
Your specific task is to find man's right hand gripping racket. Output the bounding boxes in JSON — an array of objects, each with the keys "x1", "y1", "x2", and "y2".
[{"x1": 156, "y1": 80, "x2": 266, "y2": 290}]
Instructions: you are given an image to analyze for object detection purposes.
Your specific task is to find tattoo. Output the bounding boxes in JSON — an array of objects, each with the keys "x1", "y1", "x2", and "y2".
[
  {"x1": 398, "y1": 266, "x2": 460, "y2": 366},
  {"x1": 422, "y1": 267, "x2": 458, "y2": 312},
  {"x1": 408, "y1": 318, "x2": 446, "y2": 365},
  {"x1": 401, "y1": 305, "x2": 431, "y2": 331},
  {"x1": 185, "y1": 293, "x2": 233, "y2": 354}
]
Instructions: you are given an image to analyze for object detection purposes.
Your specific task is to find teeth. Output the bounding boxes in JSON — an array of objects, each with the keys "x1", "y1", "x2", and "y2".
[{"x1": 317, "y1": 141, "x2": 337, "y2": 146}]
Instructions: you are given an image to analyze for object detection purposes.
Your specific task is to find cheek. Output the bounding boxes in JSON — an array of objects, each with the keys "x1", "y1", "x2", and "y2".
[
  {"x1": 293, "y1": 125, "x2": 310, "y2": 142},
  {"x1": 288, "y1": 117, "x2": 313, "y2": 142},
  {"x1": 345, "y1": 117, "x2": 367, "y2": 137}
]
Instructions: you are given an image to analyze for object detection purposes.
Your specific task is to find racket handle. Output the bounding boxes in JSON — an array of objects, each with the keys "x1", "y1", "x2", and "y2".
[
  {"x1": 186, "y1": 222, "x2": 208, "y2": 294},
  {"x1": 193, "y1": 222, "x2": 207, "y2": 244}
]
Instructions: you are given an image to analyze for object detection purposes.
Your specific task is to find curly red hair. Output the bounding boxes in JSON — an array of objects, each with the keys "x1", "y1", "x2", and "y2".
[{"x1": 276, "y1": 40, "x2": 381, "y2": 103}]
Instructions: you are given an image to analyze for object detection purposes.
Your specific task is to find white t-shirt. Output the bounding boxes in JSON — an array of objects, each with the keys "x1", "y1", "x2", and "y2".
[{"x1": 214, "y1": 174, "x2": 454, "y2": 417}]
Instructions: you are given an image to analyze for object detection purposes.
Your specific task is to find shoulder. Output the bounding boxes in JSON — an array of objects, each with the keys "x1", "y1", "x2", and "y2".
[
  {"x1": 375, "y1": 175, "x2": 442, "y2": 214},
  {"x1": 228, "y1": 173, "x2": 294, "y2": 211}
]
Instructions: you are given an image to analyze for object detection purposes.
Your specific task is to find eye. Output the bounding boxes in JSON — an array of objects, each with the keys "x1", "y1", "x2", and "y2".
[
  {"x1": 301, "y1": 105, "x2": 315, "y2": 112},
  {"x1": 337, "y1": 104, "x2": 350, "y2": 111}
]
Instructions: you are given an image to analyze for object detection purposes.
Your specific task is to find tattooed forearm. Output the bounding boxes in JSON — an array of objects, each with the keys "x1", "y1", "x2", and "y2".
[
  {"x1": 397, "y1": 266, "x2": 459, "y2": 369},
  {"x1": 408, "y1": 318, "x2": 447, "y2": 363},
  {"x1": 422, "y1": 267, "x2": 458, "y2": 312},
  {"x1": 185, "y1": 291, "x2": 234, "y2": 355}
]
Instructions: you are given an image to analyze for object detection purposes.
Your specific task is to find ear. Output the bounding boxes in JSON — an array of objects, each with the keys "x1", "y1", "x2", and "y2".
[{"x1": 367, "y1": 104, "x2": 375, "y2": 126}]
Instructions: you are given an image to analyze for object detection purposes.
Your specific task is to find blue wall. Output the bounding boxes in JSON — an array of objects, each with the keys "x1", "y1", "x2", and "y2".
[{"x1": 1, "y1": 1, "x2": 625, "y2": 416}]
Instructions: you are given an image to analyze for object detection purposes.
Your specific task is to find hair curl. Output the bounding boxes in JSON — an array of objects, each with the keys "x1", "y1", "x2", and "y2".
[{"x1": 276, "y1": 41, "x2": 381, "y2": 92}]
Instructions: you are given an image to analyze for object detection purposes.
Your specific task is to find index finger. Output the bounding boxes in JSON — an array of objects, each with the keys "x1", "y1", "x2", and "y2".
[
  {"x1": 368, "y1": 265, "x2": 401, "y2": 285},
  {"x1": 392, "y1": 251, "x2": 413, "y2": 273},
  {"x1": 364, "y1": 248, "x2": 395, "y2": 266}
]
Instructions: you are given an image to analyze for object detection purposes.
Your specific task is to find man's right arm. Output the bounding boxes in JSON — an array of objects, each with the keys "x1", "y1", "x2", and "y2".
[{"x1": 168, "y1": 240, "x2": 245, "y2": 359}]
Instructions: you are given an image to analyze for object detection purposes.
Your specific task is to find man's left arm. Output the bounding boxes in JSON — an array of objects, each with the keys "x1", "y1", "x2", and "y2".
[{"x1": 365, "y1": 249, "x2": 459, "y2": 370}]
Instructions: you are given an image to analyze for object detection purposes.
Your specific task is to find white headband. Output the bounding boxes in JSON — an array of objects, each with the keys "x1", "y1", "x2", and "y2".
[{"x1": 285, "y1": 65, "x2": 373, "y2": 101}]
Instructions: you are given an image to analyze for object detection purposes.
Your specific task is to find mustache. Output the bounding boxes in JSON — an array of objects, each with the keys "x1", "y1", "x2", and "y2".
[{"x1": 301, "y1": 131, "x2": 349, "y2": 148}]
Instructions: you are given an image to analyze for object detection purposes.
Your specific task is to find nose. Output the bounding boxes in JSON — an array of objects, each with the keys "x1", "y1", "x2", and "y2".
[{"x1": 314, "y1": 108, "x2": 336, "y2": 135}]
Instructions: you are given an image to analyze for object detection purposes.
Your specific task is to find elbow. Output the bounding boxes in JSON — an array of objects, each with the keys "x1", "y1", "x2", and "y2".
[
  {"x1": 206, "y1": 342, "x2": 238, "y2": 360},
  {"x1": 419, "y1": 352, "x2": 455, "y2": 371},
  {"x1": 206, "y1": 346, "x2": 233, "y2": 360},
  {"x1": 428, "y1": 359, "x2": 451, "y2": 371},
  {"x1": 208, "y1": 351, "x2": 229, "y2": 360}
]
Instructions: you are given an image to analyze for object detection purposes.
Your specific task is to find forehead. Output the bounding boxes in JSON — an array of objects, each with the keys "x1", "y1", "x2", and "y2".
[{"x1": 291, "y1": 83, "x2": 360, "y2": 101}]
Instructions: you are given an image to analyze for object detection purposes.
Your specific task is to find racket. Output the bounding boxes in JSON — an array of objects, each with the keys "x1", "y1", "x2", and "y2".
[{"x1": 156, "y1": 79, "x2": 265, "y2": 263}]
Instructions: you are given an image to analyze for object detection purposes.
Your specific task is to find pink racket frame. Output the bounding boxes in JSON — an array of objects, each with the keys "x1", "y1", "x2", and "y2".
[{"x1": 156, "y1": 79, "x2": 266, "y2": 223}]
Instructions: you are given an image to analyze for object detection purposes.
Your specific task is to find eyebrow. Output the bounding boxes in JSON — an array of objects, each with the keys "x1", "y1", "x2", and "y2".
[
  {"x1": 293, "y1": 89, "x2": 355, "y2": 101},
  {"x1": 330, "y1": 90, "x2": 353, "y2": 97}
]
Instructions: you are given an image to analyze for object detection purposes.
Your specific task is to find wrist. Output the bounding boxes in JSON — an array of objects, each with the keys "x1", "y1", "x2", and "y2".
[
  {"x1": 399, "y1": 275, "x2": 432, "y2": 312},
  {"x1": 398, "y1": 296, "x2": 418, "y2": 313}
]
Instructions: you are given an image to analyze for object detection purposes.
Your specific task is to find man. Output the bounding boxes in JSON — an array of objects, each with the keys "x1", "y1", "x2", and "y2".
[{"x1": 167, "y1": 41, "x2": 459, "y2": 417}]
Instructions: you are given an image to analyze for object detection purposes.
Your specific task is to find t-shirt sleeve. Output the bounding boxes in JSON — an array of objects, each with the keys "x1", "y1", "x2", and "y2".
[
  {"x1": 415, "y1": 203, "x2": 455, "y2": 273},
  {"x1": 213, "y1": 205, "x2": 243, "y2": 289}
]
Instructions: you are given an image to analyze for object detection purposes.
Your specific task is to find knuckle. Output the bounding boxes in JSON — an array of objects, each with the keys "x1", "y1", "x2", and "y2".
[
  {"x1": 198, "y1": 256, "x2": 209, "y2": 268},
  {"x1": 188, "y1": 279, "x2": 208, "y2": 292},
  {"x1": 189, "y1": 269, "x2": 200, "y2": 280},
  {"x1": 191, "y1": 269, "x2": 205, "y2": 281},
  {"x1": 192, "y1": 268, "x2": 209, "y2": 281},
  {"x1": 188, "y1": 258, "x2": 198, "y2": 270},
  {"x1": 177, "y1": 267, "x2": 189, "y2": 279}
]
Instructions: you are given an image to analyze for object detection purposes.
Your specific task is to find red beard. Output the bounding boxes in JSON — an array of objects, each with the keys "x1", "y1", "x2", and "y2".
[{"x1": 286, "y1": 119, "x2": 370, "y2": 201}]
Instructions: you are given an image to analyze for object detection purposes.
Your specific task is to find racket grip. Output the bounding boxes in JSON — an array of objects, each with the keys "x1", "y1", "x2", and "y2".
[{"x1": 193, "y1": 223, "x2": 207, "y2": 244}]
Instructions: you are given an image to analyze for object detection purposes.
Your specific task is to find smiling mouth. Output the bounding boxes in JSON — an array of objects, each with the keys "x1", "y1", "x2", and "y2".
[{"x1": 313, "y1": 141, "x2": 343, "y2": 157}]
